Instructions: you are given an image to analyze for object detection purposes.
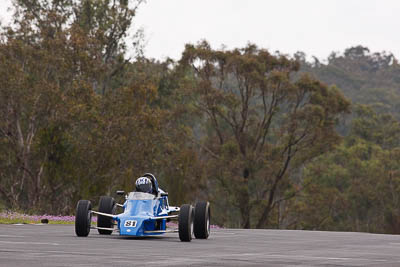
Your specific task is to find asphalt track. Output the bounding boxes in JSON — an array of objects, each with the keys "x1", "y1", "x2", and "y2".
[{"x1": 1, "y1": 225, "x2": 400, "y2": 266}]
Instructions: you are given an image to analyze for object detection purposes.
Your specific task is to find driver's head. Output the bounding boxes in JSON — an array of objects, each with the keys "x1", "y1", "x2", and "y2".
[{"x1": 135, "y1": 176, "x2": 153, "y2": 193}]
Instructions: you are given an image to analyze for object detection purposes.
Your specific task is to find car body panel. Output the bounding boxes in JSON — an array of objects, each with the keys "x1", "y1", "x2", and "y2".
[
  {"x1": 112, "y1": 191, "x2": 172, "y2": 236},
  {"x1": 116, "y1": 198, "x2": 164, "y2": 236}
]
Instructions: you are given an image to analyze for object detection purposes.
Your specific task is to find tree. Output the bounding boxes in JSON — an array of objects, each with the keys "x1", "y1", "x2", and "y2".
[
  {"x1": 294, "y1": 106, "x2": 400, "y2": 233},
  {"x1": 0, "y1": 0, "x2": 147, "y2": 213},
  {"x1": 178, "y1": 41, "x2": 350, "y2": 228},
  {"x1": 301, "y1": 45, "x2": 400, "y2": 120}
]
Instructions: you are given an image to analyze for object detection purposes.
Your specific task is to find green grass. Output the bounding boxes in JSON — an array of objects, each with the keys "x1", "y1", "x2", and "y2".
[
  {"x1": 0, "y1": 212, "x2": 83, "y2": 225},
  {"x1": 0, "y1": 217, "x2": 75, "y2": 224},
  {"x1": 0, "y1": 217, "x2": 38, "y2": 224}
]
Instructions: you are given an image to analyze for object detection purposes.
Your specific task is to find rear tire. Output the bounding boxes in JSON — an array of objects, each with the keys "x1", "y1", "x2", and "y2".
[
  {"x1": 194, "y1": 201, "x2": 210, "y2": 239},
  {"x1": 178, "y1": 204, "x2": 194, "y2": 242},
  {"x1": 97, "y1": 196, "x2": 116, "y2": 235},
  {"x1": 75, "y1": 200, "x2": 92, "y2": 237}
]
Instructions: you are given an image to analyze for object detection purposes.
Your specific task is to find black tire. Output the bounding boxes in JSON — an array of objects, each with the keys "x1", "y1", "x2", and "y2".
[
  {"x1": 75, "y1": 200, "x2": 92, "y2": 237},
  {"x1": 194, "y1": 201, "x2": 211, "y2": 239},
  {"x1": 178, "y1": 204, "x2": 194, "y2": 242},
  {"x1": 97, "y1": 196, "x2": 116, "y2": 235}
]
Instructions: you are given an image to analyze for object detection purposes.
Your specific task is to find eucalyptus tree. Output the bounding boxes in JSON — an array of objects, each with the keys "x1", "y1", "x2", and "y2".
[
  {"x1": 0, "y1": 0, "x2": 146, "y2": 213},
  {"x1": 179, "y1": 41, "x2": 350, "y2": 228}
]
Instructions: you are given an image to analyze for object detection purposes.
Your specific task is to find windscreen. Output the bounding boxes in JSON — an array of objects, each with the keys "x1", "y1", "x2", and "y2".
[{"x1": 127, "y1": 192, "x2": 154, "y2": 200}]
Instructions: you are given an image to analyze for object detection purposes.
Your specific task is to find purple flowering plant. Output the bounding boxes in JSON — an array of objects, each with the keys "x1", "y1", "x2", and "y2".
[
  {"x1": 0, "y1": 211, "x2": 96, "y2": 224},
  {"x1": 0, "y1": 211, "x2": 221, "y2": 228}
]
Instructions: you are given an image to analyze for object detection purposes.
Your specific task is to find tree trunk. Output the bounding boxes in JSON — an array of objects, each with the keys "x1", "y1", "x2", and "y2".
[
  {"x1": 256, "y1": 205, "x2": 272, "y2": 228},
  {"x1": 241, "y1": 204, "x2": 251, "y2": 229}
]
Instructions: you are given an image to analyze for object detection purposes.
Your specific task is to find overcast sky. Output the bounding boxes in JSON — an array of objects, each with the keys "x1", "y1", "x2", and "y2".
[{"x1": 1, "y1": 0, "x2": 399, "y2": 61}]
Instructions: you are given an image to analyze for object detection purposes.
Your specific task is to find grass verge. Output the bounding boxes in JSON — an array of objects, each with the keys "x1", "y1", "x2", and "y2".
[{"x1": 0, "y1": 211, "x2": 94, "y2": 225}]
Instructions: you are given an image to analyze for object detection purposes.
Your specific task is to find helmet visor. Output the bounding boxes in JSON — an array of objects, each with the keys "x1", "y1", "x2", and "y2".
[{"x1": 136, "y1": 182, "x2": 152, "y2": 193}]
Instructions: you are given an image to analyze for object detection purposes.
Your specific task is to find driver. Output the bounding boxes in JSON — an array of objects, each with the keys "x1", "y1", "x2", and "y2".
[{"x1": 135, "y1": 176, "x2": 153, "y2": 194}]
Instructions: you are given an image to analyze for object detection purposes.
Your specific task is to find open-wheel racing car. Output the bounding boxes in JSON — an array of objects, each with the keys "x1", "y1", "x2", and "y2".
[{"x1": 74, "y1": 173, "x2": 210, "y2": 242}]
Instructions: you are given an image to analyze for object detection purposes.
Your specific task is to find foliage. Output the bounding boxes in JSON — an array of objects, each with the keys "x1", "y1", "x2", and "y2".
[
  {"x1": 1, "y1": 1, "x2": 399, "y2": 234},
  {"x1": 177, "y1": 41, "x2": 350, "y2": 228},
  {"x1": 0, "y1": 0, "x2": 200, "y2": 214},
  {"x1": 300, "y1": 45, "x2": 400, "y2": 118},
  {"x1": 292, "y1": 107, "x2": 400, "y2": 233},
  {"x1": 291, "y1": 47, "x2": 400, "y2": 234}
]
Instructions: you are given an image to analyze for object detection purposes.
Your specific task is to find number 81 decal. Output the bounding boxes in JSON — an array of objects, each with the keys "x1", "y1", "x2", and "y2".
[{"x1": 124, "y1": 220, "x2": 137, "y2": 227}]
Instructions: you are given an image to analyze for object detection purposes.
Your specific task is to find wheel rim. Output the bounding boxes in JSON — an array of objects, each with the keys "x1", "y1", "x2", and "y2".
[
  {"x1": 87, "y1": 210, "x2": 91, "y2": 232},
  {"x1": 206, "y1": 215, "x2": 210, "y2": 235},
  {"x1": 191, "y1": 217, "x2": 194, "y2": 238}
]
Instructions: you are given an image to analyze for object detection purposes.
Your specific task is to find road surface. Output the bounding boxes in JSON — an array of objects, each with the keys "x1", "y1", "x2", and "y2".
[{"x1": 1, "y1": 224, "x2": 400, "y2": 266}]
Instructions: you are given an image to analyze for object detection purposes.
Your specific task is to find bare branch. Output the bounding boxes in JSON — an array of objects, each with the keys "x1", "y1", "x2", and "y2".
[{"x1": 185, "y1": 133, "x2": 220, "y2": 160}]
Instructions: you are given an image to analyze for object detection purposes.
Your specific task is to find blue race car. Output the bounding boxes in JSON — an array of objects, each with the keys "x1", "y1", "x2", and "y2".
[{"x1": 74, "y1": 173, "x2": 210, "y2": 242}]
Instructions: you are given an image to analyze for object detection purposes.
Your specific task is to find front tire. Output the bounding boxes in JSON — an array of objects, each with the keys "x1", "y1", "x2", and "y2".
[
  {"x1": 179, "y1": 204, "x2": 194, "y2": 242},
  {"x1": 75, "y1": 200, "x2": 92, "y2": 237},
  {"x1": 97, "y1": 196, "x2": 116, "y2": 235},
  {"x1": 194, "y1": 201, "x2": 211, "y2": 239}
]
